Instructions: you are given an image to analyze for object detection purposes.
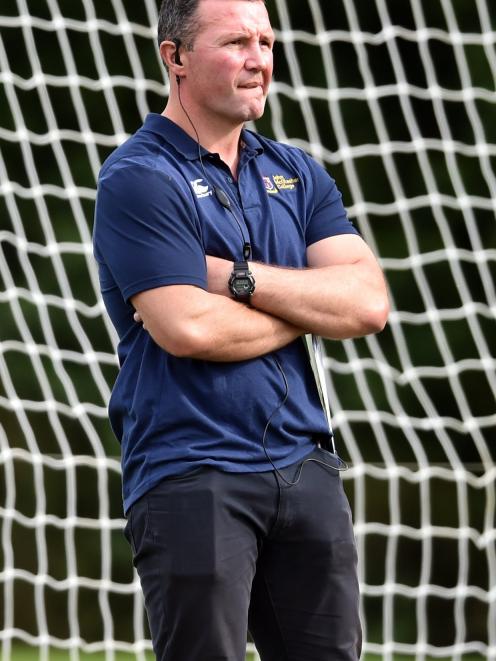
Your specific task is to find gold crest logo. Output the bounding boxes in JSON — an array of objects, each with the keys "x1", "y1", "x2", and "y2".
[
  {"x1": 273, "y1": 174, "x2": 299, "y2": 190},
  {"x1": 263, "y1": 176, "x2": 279, "y2": 194}
]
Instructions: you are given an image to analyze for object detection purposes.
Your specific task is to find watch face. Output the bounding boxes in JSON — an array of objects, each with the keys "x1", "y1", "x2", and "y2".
[
  {"x1": 229, "y1": 263, "x2": 255, "y2": 298},
  {"x1": 235, "y1": 278, "x2": 251, "y2": 291}
]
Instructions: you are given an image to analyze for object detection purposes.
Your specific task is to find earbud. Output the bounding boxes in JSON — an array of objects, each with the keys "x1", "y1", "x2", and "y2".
[
  {"x1": 173, "y1": 38, "x2": 182, "y2": 65},
  {"x1": 172, "y1": 38, "x2": 182, "y2": 84}
]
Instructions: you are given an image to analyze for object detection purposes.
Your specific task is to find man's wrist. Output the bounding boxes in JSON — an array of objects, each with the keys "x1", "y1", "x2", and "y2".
[{"x1": 228, "y1": 260, "x2": 256, "y2": 303}]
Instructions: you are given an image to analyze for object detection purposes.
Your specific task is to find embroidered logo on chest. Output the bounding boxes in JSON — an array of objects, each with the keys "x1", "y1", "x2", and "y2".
[
  {"x1": 190, "y1": 178, "x2": 213, "y2": 199},
  {"x1": 263, "y1": 174, "x2": 300, "y2": 194}
]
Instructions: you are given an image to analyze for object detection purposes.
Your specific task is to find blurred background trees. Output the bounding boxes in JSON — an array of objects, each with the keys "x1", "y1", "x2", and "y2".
[{"x1": 0, "y1": 0, "x2": 494, "y2": 655}]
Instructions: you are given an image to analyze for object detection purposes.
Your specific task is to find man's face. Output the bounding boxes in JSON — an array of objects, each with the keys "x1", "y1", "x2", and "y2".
[{"x1": 182, "y1": 0, "x2": 274, "y2": 127}]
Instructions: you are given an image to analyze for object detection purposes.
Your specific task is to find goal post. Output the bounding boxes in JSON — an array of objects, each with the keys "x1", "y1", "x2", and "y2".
[{"x1": 1, "y1": 0, "x2": 495, "y2": 660}]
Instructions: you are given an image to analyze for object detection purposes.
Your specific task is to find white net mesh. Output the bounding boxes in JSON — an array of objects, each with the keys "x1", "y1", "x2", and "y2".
[{"x1": 0, "y1": 0, "x2": 495, "y2": 659}]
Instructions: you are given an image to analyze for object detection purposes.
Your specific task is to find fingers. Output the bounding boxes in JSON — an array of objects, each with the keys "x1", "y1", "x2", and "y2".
[{"x1": 133, "y1": 310, "x2": 147, "y2": 329}]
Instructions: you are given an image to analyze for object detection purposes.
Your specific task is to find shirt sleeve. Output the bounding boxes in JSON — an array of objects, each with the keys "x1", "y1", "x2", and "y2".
[
  {"x1": 303, "y1": 154, "x2": 359, "y2": 247},
  {"x1": 93, "y1": 161, "x2": 207, "y2": 302}
]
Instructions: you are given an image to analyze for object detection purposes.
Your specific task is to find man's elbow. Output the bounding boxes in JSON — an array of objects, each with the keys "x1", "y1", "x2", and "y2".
[
  {"x1": 361, "y1": 294, "x2": 390, "y2": 335},
  {"x1": 158, "y1": 322, "x2": 210, "y2": 359}
]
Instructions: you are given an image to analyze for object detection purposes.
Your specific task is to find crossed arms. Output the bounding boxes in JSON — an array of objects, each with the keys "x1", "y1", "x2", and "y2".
[{"x1": 131, "y1": 233, "x2": 389, "y2": 362}]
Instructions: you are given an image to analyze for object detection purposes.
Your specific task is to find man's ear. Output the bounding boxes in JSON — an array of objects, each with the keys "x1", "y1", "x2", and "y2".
[{"x1": 159, "y1": 40, "x2": 184, "y2": 79}]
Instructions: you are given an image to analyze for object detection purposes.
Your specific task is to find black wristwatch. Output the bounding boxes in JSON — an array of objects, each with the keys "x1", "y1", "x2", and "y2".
[{"x1": 228, "y1": 261, "x2": 255, "y2": 303}]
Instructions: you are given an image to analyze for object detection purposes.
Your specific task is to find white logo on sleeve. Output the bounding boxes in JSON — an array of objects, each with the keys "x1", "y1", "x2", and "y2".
[{"x1": 190, "y1": 179, "x2": 212, "y2": 198}]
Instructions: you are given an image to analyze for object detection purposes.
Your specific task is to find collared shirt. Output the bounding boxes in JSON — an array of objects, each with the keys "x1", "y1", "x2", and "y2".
[{"x1": 93, "y1": 113, "x2": 358, "y2": 513}]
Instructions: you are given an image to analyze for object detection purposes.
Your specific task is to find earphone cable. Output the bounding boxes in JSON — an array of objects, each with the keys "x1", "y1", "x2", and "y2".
[
  {"x1": 177, "y1": 85, "x2": 348, "y2": 486},
  {"x1": 177, "y1": 83, "x2": 250, "y2": 260}
]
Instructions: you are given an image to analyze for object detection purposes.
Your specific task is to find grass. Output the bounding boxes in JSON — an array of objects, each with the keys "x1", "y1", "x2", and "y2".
[
  {"x1": 4, "y1": 647, "x2": 249, "y2": 661},
  {"x1": 5, "y1": 646, "x2": 487, "y2": 661},
  {"x1": 5, "y1": 650, "x2": 154, "y2": 661}
]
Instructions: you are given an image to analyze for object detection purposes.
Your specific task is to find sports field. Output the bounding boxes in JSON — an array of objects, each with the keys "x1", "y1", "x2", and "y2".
[{"x1": 7, "y1": 648, "x2": 487, "y2": 661}]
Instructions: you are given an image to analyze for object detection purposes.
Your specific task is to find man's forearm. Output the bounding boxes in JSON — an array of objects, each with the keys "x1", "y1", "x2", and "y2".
[
  {"x1": 206, "y1": 254, "x2": 389, "y2": 340},
  {"x1": 178, "y1": 294, "x2": 303, "y2": 361},
  {"x1": 132, "y1": 285, "x2": 303, "y2": 362},
  {"x1": 249, "y1": 260, "x2": 388, "y2": 339}
]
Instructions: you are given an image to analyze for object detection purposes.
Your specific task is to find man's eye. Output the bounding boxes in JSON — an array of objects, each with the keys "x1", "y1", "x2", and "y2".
[{"x1": 260, "y1": 38, "x2": 273, "y2": 49}]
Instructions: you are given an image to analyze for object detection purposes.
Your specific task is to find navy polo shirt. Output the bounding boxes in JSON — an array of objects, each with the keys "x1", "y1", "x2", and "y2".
[{"x1": 93, "y1": 113, "x2": 358, "y2": 513}]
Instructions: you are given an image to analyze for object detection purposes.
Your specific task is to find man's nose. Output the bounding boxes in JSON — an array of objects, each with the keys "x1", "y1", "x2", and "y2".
[{"x1": 245, "y1": 43, "x2": 268, "y2": 70}]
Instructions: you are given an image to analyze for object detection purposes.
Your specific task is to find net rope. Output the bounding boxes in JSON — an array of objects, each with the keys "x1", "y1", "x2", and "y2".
[{"x1": 0, "y1": 0, "x2": 495, "y2": 659}]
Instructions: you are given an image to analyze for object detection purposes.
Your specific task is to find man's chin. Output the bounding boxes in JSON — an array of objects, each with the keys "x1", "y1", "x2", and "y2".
[
  {"x1": 218, "y1": 99, "x2": 267, "y2": 126},
  {"x1": 240, "y1": 100, "x2": 267, "y2": 122}
]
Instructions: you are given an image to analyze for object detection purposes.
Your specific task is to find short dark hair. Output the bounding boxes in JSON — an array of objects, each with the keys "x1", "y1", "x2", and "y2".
[
  {"x1": 157, "y1": 0, "x2": 200, "y2": 51},
  {"x1": 157, "y1": 0, "x2": 267, "y2": 51}
]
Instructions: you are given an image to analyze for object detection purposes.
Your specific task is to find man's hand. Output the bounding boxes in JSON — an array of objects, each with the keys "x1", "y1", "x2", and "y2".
[{"x1": 133, "y1": 310, "x2": 145, "y2": 327}]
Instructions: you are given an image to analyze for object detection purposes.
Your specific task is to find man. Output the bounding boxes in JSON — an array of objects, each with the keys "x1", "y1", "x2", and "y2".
[{"x1": 93, "y1": 0, "x2": 389, "y2": 659}]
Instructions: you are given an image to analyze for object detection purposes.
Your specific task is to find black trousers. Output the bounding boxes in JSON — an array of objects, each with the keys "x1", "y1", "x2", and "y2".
[{"x1": 124, "y1": 446, "x2": 362, "y2": 661}]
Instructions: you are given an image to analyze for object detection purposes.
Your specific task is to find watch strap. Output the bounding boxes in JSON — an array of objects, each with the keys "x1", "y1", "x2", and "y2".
[
  {"x1": 232, "y1": 260, "x2": 250, "y2": 276},
  {"x1": 229, "y1": 260, "x2": 255, "y2": 301}
]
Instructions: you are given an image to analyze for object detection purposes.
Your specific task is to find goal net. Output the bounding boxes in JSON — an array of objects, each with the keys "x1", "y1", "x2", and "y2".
[{"x1": 1, "y1": 0, "x2": 494, "y2": 659}]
